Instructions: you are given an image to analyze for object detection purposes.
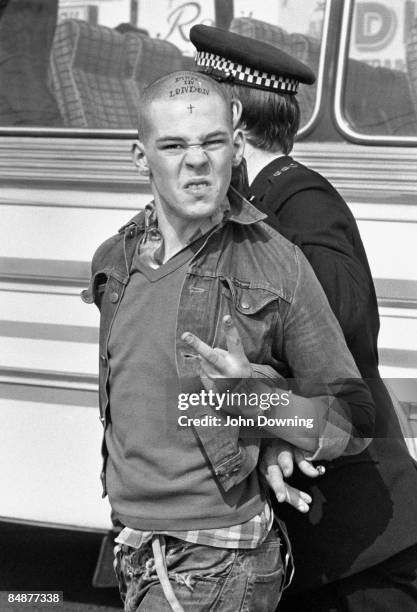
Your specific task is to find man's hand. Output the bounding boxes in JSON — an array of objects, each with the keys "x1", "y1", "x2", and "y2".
[
  {"x1": 182, "y1": 315, "x2": 252, "y2": 392},
  {"x1": 260, "y1": 439, "x2": 326, "y2": 513}
]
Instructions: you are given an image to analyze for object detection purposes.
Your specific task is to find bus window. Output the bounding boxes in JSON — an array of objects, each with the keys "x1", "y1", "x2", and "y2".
[
  {"x1": 0, "y1": 0, "x2": 328, "y2": 134},
  {"x1": 0, "y1": 0, "x2": 62, "y2": 127},
  {"x1": 0, "y1": 0, "x2": 215, "y2": 131},
  {"x1": 337, "y1": 0, "x2": 417, "y2": 141}
]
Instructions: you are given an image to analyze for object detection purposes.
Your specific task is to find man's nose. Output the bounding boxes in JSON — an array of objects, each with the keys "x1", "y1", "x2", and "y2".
[{"x1": 183, "y1": 145, "x2": 209, "y2": 168}]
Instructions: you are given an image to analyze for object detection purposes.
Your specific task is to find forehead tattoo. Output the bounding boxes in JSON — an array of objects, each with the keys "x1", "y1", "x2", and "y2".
[{"x1": 168, "y1": 74, "x2": 210, "y2": 100}]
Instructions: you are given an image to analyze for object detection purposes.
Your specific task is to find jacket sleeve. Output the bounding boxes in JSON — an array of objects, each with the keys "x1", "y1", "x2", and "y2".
[
  {"x1": 267, "y1": 185, "x2": 371, "y2": 341},
  {"x1": 278, "y1": 246, "x2": 375, "y2": 460}
]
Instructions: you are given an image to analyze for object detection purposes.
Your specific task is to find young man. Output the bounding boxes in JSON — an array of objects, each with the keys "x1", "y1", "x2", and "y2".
[
  {"x1": 82, "y1": 71, "x2": 375, "y2": 612},
  {"x1": 191, "y1": 25, "x2": 417, "y2": 612}
]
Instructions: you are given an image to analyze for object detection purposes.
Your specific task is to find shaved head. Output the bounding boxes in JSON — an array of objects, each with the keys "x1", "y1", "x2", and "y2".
[
  {"x1": 132, "y1": 69, "x2": 245, "y2": 234},
  {"x1": 138, "y1": 71, "x2": 233, "y2": 141}
]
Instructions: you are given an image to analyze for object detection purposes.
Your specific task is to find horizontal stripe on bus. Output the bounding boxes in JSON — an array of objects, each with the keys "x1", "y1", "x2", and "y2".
[
  {"x1": 375, "y1": 279, "x2": 417, "y2": 309},
  {"x1": 2, "y1": 320, "x2": 415, "y2": 352},
  {"x1": 1, "y1": 257, "x2": 416, "y2": 303},
  {"x1": 379, "y1": 349, "x2": 417, "y2": 369},
  {"x1": 0, "y1": 366, "x2": 97, "y2": 388},
  {"x1": 0, "y1": 257, "x2": 89, "y2": 285},
  {"x1": 0, "y1": 321, "x2": 98, "y2": 343},
  {"x1": 378, "y1": 301, "x2": 417, "y2": 311},
  {"x1": 0, "y1": 381, "x2": 97, "y2": 408},
  {"x1": 374, "y1": 278, "x2": 417, "y2": 300}
]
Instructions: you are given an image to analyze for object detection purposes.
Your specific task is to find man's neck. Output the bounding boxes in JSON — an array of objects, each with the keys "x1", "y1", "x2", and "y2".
[
  {"x1": 152, "y1": 197, "x2": 227, "y2": 264},
  {"x1": 153, "y1": 204, "x2": 199, "y2": 262},
  {"x1": 244, "y1": 142, "x2": 285, "y2": 184}
]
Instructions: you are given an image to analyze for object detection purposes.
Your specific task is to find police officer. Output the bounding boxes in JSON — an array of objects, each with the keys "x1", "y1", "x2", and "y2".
[{"x1": 190, "y1": 24, "x2": 417, "y2": 612}]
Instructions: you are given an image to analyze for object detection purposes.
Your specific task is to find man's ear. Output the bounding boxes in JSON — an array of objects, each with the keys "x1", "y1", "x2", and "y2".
[
  {"x1": 132, "y1": 140, "x2": 150, "y2": 176},
  {"x1": 231, "y1": 98, "x2": 243, "y2": 129},
  {"x1": 232, "y1": 128, "x2": 245, "y2": 167}
]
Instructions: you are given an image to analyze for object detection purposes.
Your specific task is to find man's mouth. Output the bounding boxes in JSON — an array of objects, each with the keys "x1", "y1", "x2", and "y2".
[{"x1": 184, "y1": 180, "x2": 210, "y2": 192}]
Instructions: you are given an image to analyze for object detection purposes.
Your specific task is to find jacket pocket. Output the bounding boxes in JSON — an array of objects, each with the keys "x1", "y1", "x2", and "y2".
[
  {"x1": 222, "y1": 277, "x2": 281, "y2": 314},
  {"x1": 218, "y1": 277, "x2": 281, "y2": 362}
]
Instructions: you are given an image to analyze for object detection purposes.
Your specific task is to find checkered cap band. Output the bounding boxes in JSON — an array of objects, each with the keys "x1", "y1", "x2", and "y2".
[{"x1": 195, "y1": 51, "x2": 299, "y2": 93}]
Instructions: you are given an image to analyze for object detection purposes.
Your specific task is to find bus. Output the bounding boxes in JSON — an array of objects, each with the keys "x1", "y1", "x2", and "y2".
[{"x1": 0, "y1": 0, "x2": 416, "y2": 536}]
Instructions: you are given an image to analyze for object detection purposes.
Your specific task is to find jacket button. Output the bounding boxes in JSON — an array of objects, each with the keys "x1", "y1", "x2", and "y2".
[
  {"x1": 241, "y1": 301, "x2": 250, "y2": 309},
  {"x1": 110, "y1": 291, "x2": 119, "y2": 303},
  {"x1": 100, "y1": 354, "x2": 107, "y2": 364}
]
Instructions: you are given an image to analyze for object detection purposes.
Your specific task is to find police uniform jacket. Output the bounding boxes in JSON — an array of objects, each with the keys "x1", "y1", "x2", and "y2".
[{"x1": 250, "y1": 154, "x2": 417, "y2": 588}]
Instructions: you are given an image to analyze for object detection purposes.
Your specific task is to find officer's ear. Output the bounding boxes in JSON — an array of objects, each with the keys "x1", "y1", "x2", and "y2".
[
  {"x1": 132, "y1": 140, "x2": 150, "y2": 177},
  {"x1": 232, "y1": 128, "x2": 245, "y2": 167},
  {"x1": 231, "y1": 98, "x2": 243, "y2": 129}
]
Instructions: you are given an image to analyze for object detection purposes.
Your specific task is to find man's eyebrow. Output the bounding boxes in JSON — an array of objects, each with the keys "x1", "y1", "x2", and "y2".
[
  {"x1": 155, "y1": 136, "x2": 186, "y2": 143},
  {"x1": 204, "y1": 130, "x2": 230, "y2": 139},
  {"x1": 155, "y1": 130, "x2": 230, "y2": 143}
]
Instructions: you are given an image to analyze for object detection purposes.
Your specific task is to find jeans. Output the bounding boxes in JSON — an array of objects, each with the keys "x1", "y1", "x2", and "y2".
[{"x1": 114, "y1": 528, "x2": 285, "y2": 611}]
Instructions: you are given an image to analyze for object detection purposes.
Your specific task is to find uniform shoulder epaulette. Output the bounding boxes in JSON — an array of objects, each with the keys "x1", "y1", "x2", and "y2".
[
  {"x1": 272, "y1": 161, "x2": 299, "y2": 177},
  {"x1": 269, "y1": 160, "x2": 333, "y2": 193}
]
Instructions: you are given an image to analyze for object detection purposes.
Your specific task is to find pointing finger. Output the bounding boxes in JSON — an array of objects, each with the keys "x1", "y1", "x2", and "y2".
[{"x1": 223, "y1": 315, "x2": 245, "y2": 357}]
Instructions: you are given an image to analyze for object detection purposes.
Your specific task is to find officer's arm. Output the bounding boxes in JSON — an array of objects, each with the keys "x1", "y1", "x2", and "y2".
[
  {"x1": 275, "y1": 246, "x2": 375, "y2": 461},
  {"x1": 271, "y1": 188, "x2": 371, "y2": 340}
]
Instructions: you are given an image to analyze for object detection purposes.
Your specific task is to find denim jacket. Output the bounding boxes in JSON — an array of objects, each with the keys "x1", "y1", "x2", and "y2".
[{"x1": 81, "y1": 188, "x2": 374, "y2": 497}]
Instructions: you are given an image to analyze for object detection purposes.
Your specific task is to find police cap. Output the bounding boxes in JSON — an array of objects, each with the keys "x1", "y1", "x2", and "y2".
[{"x1": 190, "y1": 24, "x2": 316, "y2": 94}]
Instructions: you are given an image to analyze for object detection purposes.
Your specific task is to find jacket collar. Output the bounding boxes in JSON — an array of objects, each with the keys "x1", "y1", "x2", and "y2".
[
  {"x1": 227, "y1": 185, "x2": 267, "y2": 224},
  {"x1": 118, "y1": 185, "x2": 266, "y2": 234}
]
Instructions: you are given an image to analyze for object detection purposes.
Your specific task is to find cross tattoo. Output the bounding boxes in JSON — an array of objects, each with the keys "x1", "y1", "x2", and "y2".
[{"x1": 187, "y1": 104, "x2": 196, "y2": 113}]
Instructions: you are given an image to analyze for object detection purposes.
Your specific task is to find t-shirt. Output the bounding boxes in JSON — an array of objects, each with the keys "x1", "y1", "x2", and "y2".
[{"x1": 105, "y1": 244, "x2": 262, "y2": 530}]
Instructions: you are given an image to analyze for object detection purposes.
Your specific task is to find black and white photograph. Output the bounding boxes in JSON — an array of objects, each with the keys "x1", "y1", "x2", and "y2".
[{"x1": 0, "y1": 1, "x2": 417, "y2": 611}]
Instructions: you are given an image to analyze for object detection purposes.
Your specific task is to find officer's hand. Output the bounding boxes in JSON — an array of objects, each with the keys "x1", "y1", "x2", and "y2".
[
  {"x1": 182, "y1": 315, "x2": 252, "y2": 396},
  {"x1": 260, "y1": 440, "x2": 325, "y2": 513}
]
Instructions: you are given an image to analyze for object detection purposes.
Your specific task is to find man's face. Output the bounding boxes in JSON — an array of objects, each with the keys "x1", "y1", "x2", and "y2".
[{"x1": 139, "y1": 87, "x2": 238, "y2": 224}]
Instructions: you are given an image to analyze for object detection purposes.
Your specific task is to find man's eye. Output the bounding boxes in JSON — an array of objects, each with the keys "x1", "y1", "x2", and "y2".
[
  {"x1": 162, "y1": 144, "x2": 184, "y2": 151},
  {"x1": 204, "y1": 139, "x2": 225, "y2": 150}
]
